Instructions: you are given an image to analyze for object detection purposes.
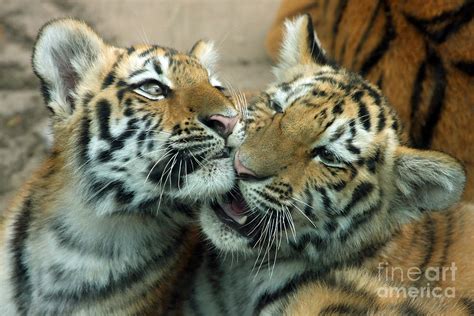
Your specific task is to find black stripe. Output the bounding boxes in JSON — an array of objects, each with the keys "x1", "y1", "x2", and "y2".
[
  {"x1": 338, "y1": 182, "x2": 374, "y2": 217},
  {"x1": 41, "y1": 227, "x2": 187, "y2": 304},
  {"x1": 316, "y1": 186, "x2": 332, "y2": 212},
  {"x1": 360, "y1": 0, "x2": 395, "y2": 76},
  {"x1": 96, "y1": 99, "x2": 112, "y2": 140},
  {"x1": 88, "y1": 178, "x2": 136, "y2": 206},
  {"x1": 108, "y1": 118, "x2": 138, "y2": 153},
  {"x1": 366, "y1": 147, "x2": 382, "y2": 173},
  {"x1": 376, "y1": 73, "x2": 384, "y2": 89},
  {"x1": 329, "y1": 125, "x2": 345, "y2": 142},
  {"x1": 138, "y1": 45, "x2": 159, "y2": 58},
  {"x1": 330, "y1": 180, "x2": 347, "y2": 192},
  {"x1": 413, "y1": 47, "x2": 446, "y2": 148},
  {"x1": 348, "y1": 119, "x2": 356, "y2": 137},
  {"x1": 404, "y1": 1, "x2": 474, "y2": 44},
  {"x1": 306, "y1": 14, "x2": 327, "y2": 64},
  {"x1": 128, "y1": 68, "x2": 147, "y2": 79},
  {"x1": 254, "y1": 269, "x2": 327, "y2": 315},
  {"x1": 290, "y1": 233, "x2": 327, "y2": 252},
  {"x1": 342, "y1": 238, "x2": 388, "y2": 267},
  {"x1": 346, "y1": 142, "x2": 360, "y2": 155},
  {"x1": 409, "y1": 59, "x2": 426, "y2": 144},
  {"x1": 376, "y1": 107, "x2": 386, "y2": 132},
  {"x1": 303, "y1": 189, "x2": 317, "y2": 220},
  {"x1": 338, "y1": 38, "x2": 347, "y2": 63},
  {"x1": 352, "y1": 0, "x2": 383, "y2": 67},
  {"x1": 460, "y1": 297, "x2": 474, "y2": 315},
  {"x1": 331, "y1": 0, "x2": 349, "y2": 54},
  {"x1": 153, "y1": 61, "x2": 163, "y2": 75},
  {"x1": 332, "y1": 99, "x2": 344, "y2": 115},
  {"x1": 49, "y1": 216, "x2": 121, "y2": 259},
  {"x1": 358, "y1": 101, "x2": 371, "y2": 131},
  {"x1": 339, "y1": 198, "x2": 382, "y2": 242},
  {"x1": 313, "y1": 76, "x2": 346, "y2": 87},
  {"x1": 321, "y1": 273, "x2": 379, "y2": 301},
  {"x1": 10, "y1": 198, "x2": 33, "y2": 314},
  {"x1": 453, "y1": 60, "x2": 474, "y2": 76},
  {"x1": 78, "y1": 113, "x2": 91, "y2": 165},
  {"x1": 115, "y1": 184, "x2": 135, "y2": 204},
  {"x1": 254, "y1": 190, "x2": 283, "y2": 208},
  {"x1": 116, "y1": 88, "x2": 126, "y2": 103},
  {"x1": 101, "y1": 70, "x2": 116, "y2": 90}
]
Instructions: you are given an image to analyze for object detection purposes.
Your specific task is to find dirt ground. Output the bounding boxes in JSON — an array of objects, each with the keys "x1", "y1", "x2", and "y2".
[{"x1": 0, "y1": 0, "x2": 280, "y2": 210}]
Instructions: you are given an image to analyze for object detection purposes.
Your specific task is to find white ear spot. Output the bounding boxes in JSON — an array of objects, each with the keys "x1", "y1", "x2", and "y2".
[{"x1": 189, "y1": 40, "x2": 219, "y2": 74}]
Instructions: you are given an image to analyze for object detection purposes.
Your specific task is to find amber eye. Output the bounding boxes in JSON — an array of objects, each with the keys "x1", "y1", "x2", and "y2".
[
  {"x1": 312, "y1": 147, "x2": 344, "y2": 168},
  {"x1": 133, "y1": 79, "x2": 169, "y2": 100}
]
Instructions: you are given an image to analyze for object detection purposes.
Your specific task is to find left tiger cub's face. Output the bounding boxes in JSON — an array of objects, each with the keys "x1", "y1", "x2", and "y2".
[
  {"x1": 33, "y1": 19, "x2": 239, "y2": 215},
  {"x1": 200, "y1": 15, "x2": 465, "y2": 260}
]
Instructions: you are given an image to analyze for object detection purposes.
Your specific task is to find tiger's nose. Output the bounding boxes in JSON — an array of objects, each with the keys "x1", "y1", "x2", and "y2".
[
  {"x1": 203, "y1": 114, "x2": 239, "y2": 138},
  {"x1": 234, "y1": 151, "x2": 257, "y2": 178}
]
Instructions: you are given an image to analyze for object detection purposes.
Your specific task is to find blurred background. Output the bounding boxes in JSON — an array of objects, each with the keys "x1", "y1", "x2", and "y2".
[{"x1": 0, "y1": 0, "x2": 280, "y2": 210}]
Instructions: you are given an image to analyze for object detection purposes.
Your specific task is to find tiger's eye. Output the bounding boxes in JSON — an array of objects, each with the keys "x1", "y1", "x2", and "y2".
[
  {"x1": 319, "y1": 149, "x2": 338, "y2": 163},
  {"x1": 140, "y1": 82, "x2": 163, "y2": 96}
]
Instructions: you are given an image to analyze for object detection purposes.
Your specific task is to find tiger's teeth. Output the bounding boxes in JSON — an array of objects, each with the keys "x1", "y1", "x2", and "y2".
[
  {"x1": 235, "y1": 215, "x2": 247, "y2": 225},
  {"x1": 222, "y1": 205, "x2": 247, "y2": 225}
]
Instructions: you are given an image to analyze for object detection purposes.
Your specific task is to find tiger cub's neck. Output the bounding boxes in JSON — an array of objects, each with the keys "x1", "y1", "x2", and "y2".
[{"x1": 1, "y1": 156, "x2": 195, "y2": 314}]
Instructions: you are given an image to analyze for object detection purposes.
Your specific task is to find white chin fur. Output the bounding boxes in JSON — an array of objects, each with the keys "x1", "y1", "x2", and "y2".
[
  {"x1": 171, "y1": 158, "x2": 235, "y2": 202},
  {"x1": 199, "y1": 204, "x2": 251, "y2": 253}
]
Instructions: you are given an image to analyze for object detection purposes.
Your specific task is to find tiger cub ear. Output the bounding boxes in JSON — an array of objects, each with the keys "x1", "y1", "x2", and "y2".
[
  {"x1": 32, "y1": 18, "x2": 106, "y2": 118},
  {"x1": 392, "y1": 147, "x2": 465, "y2": 214},
  {"x1": 273, "y1": 14, "x2": 328, "y2": 78},
  {"x1": 189, "y1": 40, "x2": 219, "y2": 74}
]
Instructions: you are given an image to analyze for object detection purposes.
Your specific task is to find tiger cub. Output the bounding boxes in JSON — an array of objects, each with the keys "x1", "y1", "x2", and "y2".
[
  {"x1": 179, "y1": 15, "x2": 473, "y2": 315},
  {"x1": 0, "y1": 19, "x2": 239, "y2": 314}
]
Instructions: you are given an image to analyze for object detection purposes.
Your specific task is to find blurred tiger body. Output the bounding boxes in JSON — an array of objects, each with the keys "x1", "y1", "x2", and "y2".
[
  {"x1": 186, "y1": 15, "x2": 474, "y2": 315},
  {"x1": 266, "y1": 0, "x2": 474, "y2": 201},
  {"x1": 0, "y1": 19, "x2": 239, "y2": 314},
  {"x1": 285, "y1": 267, "x2": 472, "y2": 315}
]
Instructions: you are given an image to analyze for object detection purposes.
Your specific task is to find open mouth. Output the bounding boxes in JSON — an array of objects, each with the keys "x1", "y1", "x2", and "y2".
[{"x1": 210, "y1": 187, "x2": 260, "y2": 238}]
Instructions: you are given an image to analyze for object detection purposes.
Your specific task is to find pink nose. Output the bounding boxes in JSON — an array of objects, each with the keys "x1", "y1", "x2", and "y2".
[
  {"x1": 208, "y1": 114, "x2": 238, "y2": 137},
  {"x1": 234, "y1": 151, "x2": 257, "y2": 177}
]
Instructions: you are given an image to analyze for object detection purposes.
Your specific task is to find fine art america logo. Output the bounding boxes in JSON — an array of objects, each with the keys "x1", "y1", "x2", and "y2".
[{"x1": 376, "y1": 262, "x2": 457, "y2": 298}]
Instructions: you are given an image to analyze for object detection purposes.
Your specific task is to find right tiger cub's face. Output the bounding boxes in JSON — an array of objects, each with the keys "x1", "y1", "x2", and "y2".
[{"x1": 198, "y1": 15, "x2": 465, "y2": 262}]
